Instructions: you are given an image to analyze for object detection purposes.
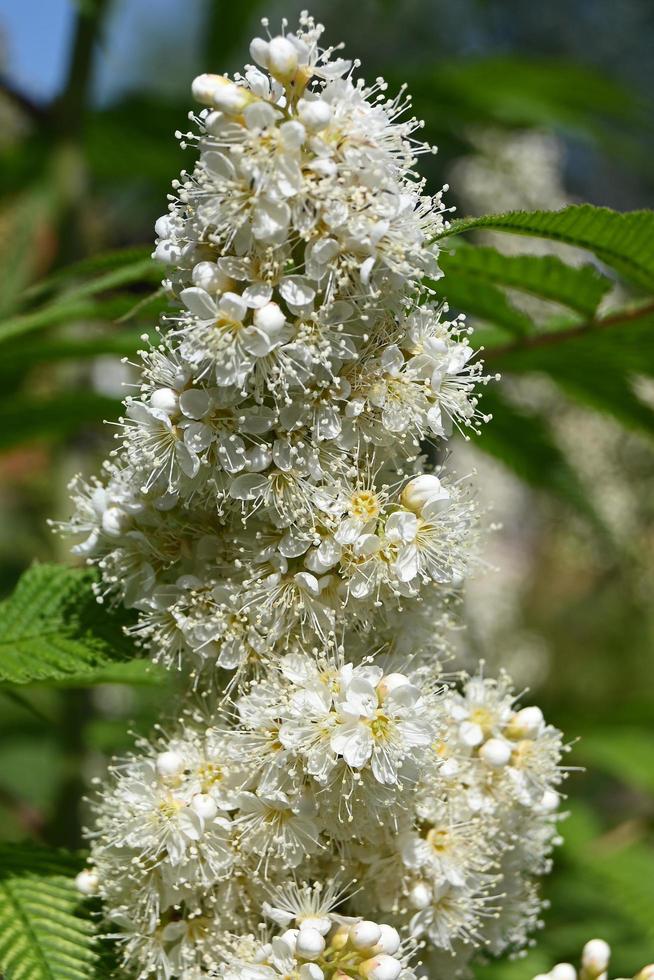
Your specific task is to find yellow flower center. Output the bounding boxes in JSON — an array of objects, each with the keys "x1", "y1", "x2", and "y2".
[
  {"x1": 158, "y1": 796, "x2": 185, "y2": 820},
  {"x1": 197, "y1": 762, "x2": 223, "y2": 792},
  {"x1": 427, "y1": 827, "x2": 450, "y2": 853},
  {"x1": 349, "y1": 490, "x2": 380, "y2": 520},
  {"x1": 369, "y1": 711, "x2": 391, "y2": 739}
]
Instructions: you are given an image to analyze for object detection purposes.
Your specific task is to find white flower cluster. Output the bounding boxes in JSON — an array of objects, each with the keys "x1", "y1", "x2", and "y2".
[
  {"x1": 66, "y1": 12, "x2": 565, "y2": 979},
  {"x1": 532, "y1": 939, "x2": 654, "y2": 980},
  {"x1": 61, "y1": 10, "x2": 486, "y2": 679},
  {"x1": 78, "y1": 668, "x2": 565, "y2": 978}
]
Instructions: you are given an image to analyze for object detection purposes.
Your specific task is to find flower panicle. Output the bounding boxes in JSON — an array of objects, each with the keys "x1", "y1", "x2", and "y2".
[{"x1": 64, "y1": 13, "x2": 565, "y2": 979}]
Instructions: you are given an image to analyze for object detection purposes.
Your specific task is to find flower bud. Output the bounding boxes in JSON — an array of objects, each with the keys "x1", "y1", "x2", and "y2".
[
  {"x1": 400, "y1": 474, "x2": 445, "y2": 514},
  {"x1": 539, "y1": 788, "x2": 560, "y2": 811},
  {"x1": 249, "y1": 37, "x2": 270, "y2": 68},
  {"x1": 191, "y1": 74, "x2": 252, "y2": 113},
  {"x1": 582, "y1": 939, "x2": 611, "y2": 975},
  {"x1": 408, "y1": 880, "x2": 432, "y2": 909},
  {"x1": 359, "y1": 954, "x2": 403, "y2": 980},
  {"x1": 75, "y1": 868, "x2": 99, "y2": 896},
  {"x1": 154, "y1": 214, "x2": 172, "y2": 238},
  {"x1": 192, "y1": 260, "x2": 231, "y2": 294},
  {"x1": 635, "y1": 967, "x2": 654, "y2": 980},
  {"x1": 376, "y1": 673, "x2": 411, "y2": 701},
  {"x1": 373, "y1": 924, "x2": 401, "y2": 956},
  {"x1": 150, "y1": 387, "x2": 179, "y2": 414},
  {"x1": 254, "y1": 302, "x2": 286, "y2": 334},
  {"x1": 505, "y1": 705, "x2": 544, "y2": 739},
  {"x1": 280, "y1": 928, "x2": 299, "y2": 952},
  {"x1": 550, "y1": 965, "x2": 577, "y2": 980},
  {"x1": 191, "y1": 793, "x2": 218, "y2": 821},
  {"x1": 299, "y1": 965, "x2": 324, "y2": 980},
  {"x1": 267, "y1": 37, "x2": 299, "y2": 80},
  {"x1": 156, "y1": 750, "x2": 185, "y2": 779},
  {"x1": 101, "y1": 507, "x2": 129, "y2": 538},
  {"x1": 479, "y1": 737, "x2": 512, "y2": 767},
  {"x1": 150, "y1": 388, "x2": 179, "y2": 415},
  {"x1": 295, "y1": 927, "x2": 325, "y2": 960},
  {"x1": 349, "y1": 920, "x2": 382, "y2": 950},
  {"x1": 459, "y1": 720, "x2": 484, "y2": 747},
  {"x1": 298, "y1": 98, "x2": 332, "y2": 131}
]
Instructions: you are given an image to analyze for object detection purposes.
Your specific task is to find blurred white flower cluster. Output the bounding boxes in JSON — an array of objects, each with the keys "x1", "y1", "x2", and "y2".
[
  {"x1": 532, "y1": 939, "x2": 654, "y2": 980},
  {"x1": 65, "y1": 12, "x2": 566, "y2": 978}
]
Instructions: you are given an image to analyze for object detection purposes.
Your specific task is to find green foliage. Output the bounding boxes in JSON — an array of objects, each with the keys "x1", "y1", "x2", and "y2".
[
  {"x1": 432, "y1": 271, "x2": 533, "y2": 335},
  {"x1": 439, "y1": 243, "x2": 612, "y2": 317},
  {"x1": 0, "y1": 563, "x2": 141, "y2": 685},
  {"x1": 0, "y1": 393, "x2": 120, "y2": 451},
  {"x1": 576, "y1": 727, "x2": 654, "y2": 796},
  {"x1": 0, "y1": 842, "x2": 98, "y2": 979},
  {"x1": 441, "y1": 205, "x2": 654, "y2": 290},
  {"x1": 410, "y1": 56, "x2": 644, "y2": 133}
]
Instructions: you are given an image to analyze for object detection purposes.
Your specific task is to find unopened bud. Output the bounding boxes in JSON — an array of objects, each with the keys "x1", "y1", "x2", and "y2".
[
  {"x1": 75, "y1": 868, "x2": 99, "y2": 896},
  {"x1": 254, "y1": 302, "x2": 286, "y2": 333},
  {"x1": 373, "y1": 924, "x2": 401, "y2": 956},
  {"x1": 582, "y1": 939, "x2": 611, "y2": 976},
  {"x1": 298, "y1": 98, "x2": 332, "y2": 131},
  {"x1": 150, "y1": 387, "x2": 179, "y2": 415},
  {"x1": 191, "y1": 74, "x2": 252, "y2": 114},
  {"x1": 359, "y1": 954, "x2": 403, "y2": 980},
  {"x1": 550, "y1": 965, "x2": 577, "y2": 980},
  {"x1": 505, "y1": 706, "x2": 544, "y2": 739},
  {"x1": 349, "y1": 920, "x2": 382, "y2": 950},
  {"x1": 408, "y1": 880, "x2": 432, "y2": 909},
  {"x1": 156, "y1": 750, "x2": 185, "y2": 779},
  {"x1": 401, "y1": 474, "x2": 445, "y2": 514},
  {"x1": 267, "y1": 37, "x2": 299, "y2": 80},
  {"x1": 190, "y1": 793, "x2": 218, "y2": 821},
  {"x1": 295, "y1": 927, "x2": 326, "y2": 960},
  {"x1": 479, "y1": 737, "x2": 512, "y2": 768}
]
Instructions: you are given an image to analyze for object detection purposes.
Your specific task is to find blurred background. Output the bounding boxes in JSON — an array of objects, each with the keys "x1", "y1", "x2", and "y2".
[{"x1": 0, "y1": 0, "x2": 653, "y2": 975}]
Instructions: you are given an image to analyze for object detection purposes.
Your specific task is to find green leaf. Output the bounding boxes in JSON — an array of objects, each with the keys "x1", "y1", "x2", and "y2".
[
  {"x1": 439, "y1": 205, "x2": 654, "y2": 291},
  {"x1": 477, "y1": 387, "x2": 600, "y2": 523},
  {"x1": 430, "y1": 272, "x2": 532, "y2": 336},
  {"x1": 487, "y1": 305, "x2": 654, "y2": 435},
  {"x1": 0, "y1": 392, "x2": 118, "y2": 450},
  {"x1": 563, "y1": 802, "x2": 654, "y2": 943},
  {"x1": 0, "y1": 563, "x2": 138, "y2": 686},
  {"x1": 21, "y1": 246, "x2": 153, "y2": 305},
  {"x1": 0, "y1": 842, "x2": 98, "y2": 979},
  {"x1": 0, "y1": 186, "x2": 58, "y2": 320},
  {"x1": 411, "y1": 57, "x2": 644, "y2": 133},
  {"x1": 1, "y1": 254, "x2": 161, "y2": 345},
  {"x1": 440, "y1": 243, "x2": 612, "y2": 317},
  {"x1": 0, "y1": 295, "x2": 153, "y2": 345},
  {"x1": 577, "y1": 727, "x2": 654, "y2": 796},
  {"x1": 0, "y1": 331, "x2": 143, "y2": 382}
]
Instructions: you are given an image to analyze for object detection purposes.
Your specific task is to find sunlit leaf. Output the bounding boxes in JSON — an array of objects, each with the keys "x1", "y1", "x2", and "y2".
[
  {"x1": 0, "y1": 563, "x2": 137, "y2": 686},
  {"x1": 440, "y1": 243, "x2": 612, "y2": 317},
  {"x1": 440, "y1": 205, "x2": 654, "y2": 290},
  {"x1": 0, "y1": 842, "x2": 98, "y2": 979},
  {"x1": 431, "y1": 272, "x2": 532, "y2": 335}
]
